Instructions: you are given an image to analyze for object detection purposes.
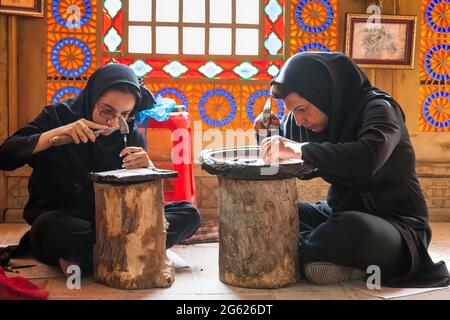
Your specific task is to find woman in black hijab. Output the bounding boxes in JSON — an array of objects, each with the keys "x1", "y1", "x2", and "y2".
[
  {"x1": 255, "y1": 52, "x2": 449, "y2": 287},
  {"x1": 0, "y1": 64, "x2": 201, "y2": 273}
]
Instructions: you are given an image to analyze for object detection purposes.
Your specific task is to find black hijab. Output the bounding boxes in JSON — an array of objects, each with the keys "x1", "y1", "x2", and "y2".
[
  {"x1": 41, "y1": 63, "x2": 155, "y2": 175},
  {"x1": 271, "y1": 52, "x2": 405, "y2": 144}
]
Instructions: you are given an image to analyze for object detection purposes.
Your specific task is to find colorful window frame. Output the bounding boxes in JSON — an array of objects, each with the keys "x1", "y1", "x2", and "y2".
[
  {"x1": 419, "y1": 0, "x2": 450, "y2": 132},
  {"x1": 46, "y1": 1, "x2": 339, "y2": 130},
  {"x1": 102, "y1": 0, "x2": 286, "y2": 81},
  {"x1": 121, "y1": 0, "x2": 262, "y2": 57},
  {"x1": 289, "y1": 0, "x2": 338, "y2": 55},
  {"x1": 46, "y1": 0, "x2": 98, "y2": 104}
]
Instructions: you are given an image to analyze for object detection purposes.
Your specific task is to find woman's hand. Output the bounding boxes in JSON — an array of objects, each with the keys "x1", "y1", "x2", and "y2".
[
  {"x1": 56, "y1": 119, "x2": 109, "y2": 144},
  {"x1": 260, "y1": 135, "x2": 305, "y2": 164},
  {"x1": 120, "y1": 147, "x2": 155, "y2": 169},
  {"x1": 254, "y1": 111, "x2": 280, "y2": 131},
  {"x1": 33, "y1": 119, "x2": 109, "y2": 154}
]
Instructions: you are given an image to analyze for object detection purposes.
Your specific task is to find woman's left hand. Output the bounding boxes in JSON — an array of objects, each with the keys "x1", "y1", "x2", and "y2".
[
  {"x1": 260, "y1": 135, "x2": 304, "y2": 164},
  {"x1": 120, "y1": 147, "x2": 155, "y2": 169}
]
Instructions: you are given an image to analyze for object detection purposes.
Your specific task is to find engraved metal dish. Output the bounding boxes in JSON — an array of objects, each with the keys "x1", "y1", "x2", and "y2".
[{"x1": 200, "y1": 146, "x2": 316, "y2": 180}]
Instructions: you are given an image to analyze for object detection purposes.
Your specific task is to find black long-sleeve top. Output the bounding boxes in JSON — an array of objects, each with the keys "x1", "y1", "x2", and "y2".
[
  {"x1": 0, "y1": 109, "x2": 145, "y2": 224},
  {"x1": 279, "y1": 99, "x2": 450, "y2": 287}
]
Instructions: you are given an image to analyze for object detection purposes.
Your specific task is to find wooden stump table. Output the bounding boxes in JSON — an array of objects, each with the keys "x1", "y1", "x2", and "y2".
[
  {"x1": 200, "y1": 146, "x2": 315, "y2": 289},
  {"x1": 89, "y1": 168, "x2": 178, "y2": 290}
]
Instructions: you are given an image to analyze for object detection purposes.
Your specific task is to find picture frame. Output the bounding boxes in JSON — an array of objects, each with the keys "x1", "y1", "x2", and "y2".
[
  {"x1": 0, "y1": 0, "x2": 44, "y2": 17},
  {"x1": 344, "y1": 14, "x2": 417, "y2": 69}
]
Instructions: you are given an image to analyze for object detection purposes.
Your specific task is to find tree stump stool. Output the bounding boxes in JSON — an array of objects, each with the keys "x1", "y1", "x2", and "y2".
[
  {"x1": 200, "y1": 146, "x2": 314, "y2": 289},
  {"x1": 89, "y1": 168, "x2": 178, "y2": 289}
]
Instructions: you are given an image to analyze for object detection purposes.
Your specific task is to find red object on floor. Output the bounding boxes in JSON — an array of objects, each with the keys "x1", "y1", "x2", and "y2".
[
  {"x1": 0, "y1": 266, "x2": 49, "y2": 300},
  {"x1": 144, "y1": 111, "x2": 197, "y2": 206}
]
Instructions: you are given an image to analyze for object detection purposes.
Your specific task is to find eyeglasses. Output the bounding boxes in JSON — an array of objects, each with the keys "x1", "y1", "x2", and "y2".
[{"x1": 95, "y1": 104, "x2": 134, "y2": 123}]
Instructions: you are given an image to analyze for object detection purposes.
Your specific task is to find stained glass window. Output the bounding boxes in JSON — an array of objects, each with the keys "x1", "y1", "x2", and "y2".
[
  {"x1": 46, "y1": 0, "x2": 98, "y2": 105},
  {"x1": 419, "y1": 0, "x2": 450, "y2": 132},
  {"x1": 46, "y1": 1, "x2": 340, "y2": 130},
  {"x1": 290, "y1": 0, "x2": 338, "y2": 55},
  {"x1": 102, "y1": 0, "x2": 285, "y2": 82},
  {"x1": 121, "y1": 0, "x2": 261, "y2": 56},
  {"x1": 100, "y1": 0, "x2": 286, "y2": 130},
  {"x1": 143, "y1": 81, "x2": 285, "y2": 130}
]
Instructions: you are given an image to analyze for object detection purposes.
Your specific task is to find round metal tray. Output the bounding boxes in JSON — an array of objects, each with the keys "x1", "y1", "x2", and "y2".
[{"x1": 199, "y1": 146, "x2": 315, "y2": 180}]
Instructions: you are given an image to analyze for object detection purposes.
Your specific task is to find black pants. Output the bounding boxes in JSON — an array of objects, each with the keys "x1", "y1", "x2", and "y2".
[
  {"x1": 29, "y1": 201, "x2": 201, "y2": 272},
  {"x1": 298, "y1": 201, "x2": 410, "y2": 279}
]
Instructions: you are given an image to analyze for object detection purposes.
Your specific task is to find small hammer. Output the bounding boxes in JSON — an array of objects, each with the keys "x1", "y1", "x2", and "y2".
[
  {"x1": 49, "y1": 118, "x2": 129, "y2": 148},
  {"x1": 49, "y1": 126, "x2": 120, "y2": 147}
]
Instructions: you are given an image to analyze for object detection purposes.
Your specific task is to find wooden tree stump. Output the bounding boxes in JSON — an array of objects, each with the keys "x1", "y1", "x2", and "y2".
[
  {"x1": 200, "y1": 147, "x2": 310, "y2": 289},
  {"x1": 90, "y1": 168, "x2": 178, "y2": 289},
  {"x1": 218, "y1": 177, "x2": 300, "y2": 289}
]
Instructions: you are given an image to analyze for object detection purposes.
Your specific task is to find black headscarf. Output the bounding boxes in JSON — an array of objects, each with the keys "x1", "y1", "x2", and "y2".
[
  {"x1": 271, "y1": 52, "x2": 405, "y2": 144},
  {"x1": 40, "y1": 63, "x2": 155, "y2": 175}
]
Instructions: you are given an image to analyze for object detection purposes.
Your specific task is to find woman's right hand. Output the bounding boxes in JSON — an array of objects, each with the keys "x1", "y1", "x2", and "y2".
[
  {"x1": 54, "y1": 119, "x2": 109, "y2": 144},
  {"x1": 253, "y1": 111, "x2": 280, "y2": 132},
  {"x1": 34, "y1": 119, "x2": 109, "y2": 154}
]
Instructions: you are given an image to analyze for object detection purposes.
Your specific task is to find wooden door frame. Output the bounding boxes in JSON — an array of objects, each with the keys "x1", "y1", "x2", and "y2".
[
  {"x1": 0, "y1": 16, "x2": 18, "y2": 222},
  {"x1": 8, "y1": 16, "x2": 17, "y2": 136}
]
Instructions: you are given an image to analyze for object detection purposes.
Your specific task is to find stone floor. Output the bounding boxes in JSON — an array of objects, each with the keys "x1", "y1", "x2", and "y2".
[{"x1": 1, "y1": 223, "x2": 450, "y2": 300}]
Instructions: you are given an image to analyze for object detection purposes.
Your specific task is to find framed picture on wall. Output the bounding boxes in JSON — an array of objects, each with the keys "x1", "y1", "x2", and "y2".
[
  {"x1": 344, "y1": 14, "x2": 417, "y2": 69},
  {"x1": 0, "y1": 0, "x2": 43, "y2": 17}
]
